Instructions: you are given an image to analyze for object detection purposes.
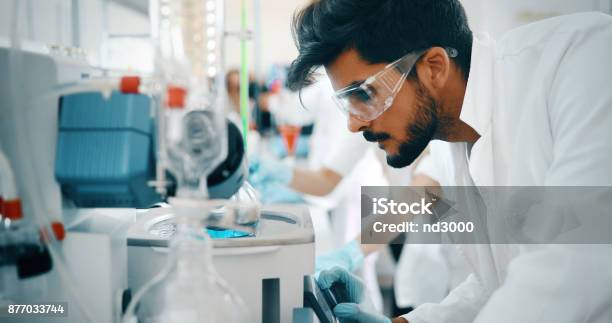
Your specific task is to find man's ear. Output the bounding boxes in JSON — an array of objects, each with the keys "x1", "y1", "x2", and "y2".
[{"x1": 415, "y1": 47, "x2": 451, "y2": 92}]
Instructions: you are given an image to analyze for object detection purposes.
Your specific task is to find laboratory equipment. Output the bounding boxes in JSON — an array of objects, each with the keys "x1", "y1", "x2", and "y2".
[
  {"x1": 0, "y1": 147, "x2": 53, "y2": 304},
  {"x1": 303, "y1": 276, "x2": 338, "y2": 323},
  {"x1": 266, "y1": 85, "x2": 313, "y2": 159},
  {"x1": 127, "y1": 203, "x2": 315, "y2": 323},
  {"x1": 0, "y1": 30, "x2": 250, "y2": 323},
  {"x1": 0, "y1": 0, "x2": 318, "y2": 322},
  {"x1": 54, "y1": 91, "x2": 248, "y2": 207},
  {"x1": 122, "y1": 0, "x2": 253, "y2": 321},
  {"x1": 123, "y1": 198, "x2": 251, "y2": 323},
  {"x1": 1, "y1": 143, "x2": 52, "y2": 284},
  {"x1": 55, "y1": 91, "x2": 159, "y2": 208},
  {"x1": 0, "y1": 43, "x2": 129, "y2": 323},
  {"x1": 278, "y1": 125, "x2": 302, "y2": 157}
]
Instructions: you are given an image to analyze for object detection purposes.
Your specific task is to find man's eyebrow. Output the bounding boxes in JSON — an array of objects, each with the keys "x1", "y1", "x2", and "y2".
[{"x1": 337, "y1": 79, "x2": 365, "y2": 92}]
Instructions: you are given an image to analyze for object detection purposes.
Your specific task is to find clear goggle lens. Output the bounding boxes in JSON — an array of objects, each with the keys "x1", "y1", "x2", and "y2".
[{"x1": 333, "y1": 67, "x2": 408, "y2": 121}]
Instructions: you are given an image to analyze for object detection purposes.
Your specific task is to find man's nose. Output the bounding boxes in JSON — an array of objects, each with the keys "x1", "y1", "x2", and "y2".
[{"x1": 347, "y1": 115, "x2": 370, "y2": 133}]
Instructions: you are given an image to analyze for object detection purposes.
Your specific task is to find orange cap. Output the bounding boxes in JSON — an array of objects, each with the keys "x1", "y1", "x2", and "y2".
[
  {"x1": 120, "y1": 76, "x2": 141, "y2": 94},
  {"x1": 51, "y1": 222, "x2": 66, "y2": 241},
  {"x1": 166, "y1": 86, "x2": 187, "y2": 109},
  {"x1": 2, "y1": 199, "x2": 23, "y2": 220}
]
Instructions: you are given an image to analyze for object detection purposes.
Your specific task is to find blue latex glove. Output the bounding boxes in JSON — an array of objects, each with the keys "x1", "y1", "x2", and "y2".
[
  {"x1": 315, "y1": 240, "x2": 365, "y2": 274},
  {"x1": 317, "y1": 267, "x2": 391, "y2": 323},
  {"x1": 248, "y1": 156, "x2": 293, "y2": 186},
  {"x1": 317, "y1": 267, "x2": 365, "y2": 304},
  {"x1": 333, "y1": 303, "x2": 391, "y2": 323},
  {"x1": 256, "y1": 181, "x2": 304, "y2": 204}
]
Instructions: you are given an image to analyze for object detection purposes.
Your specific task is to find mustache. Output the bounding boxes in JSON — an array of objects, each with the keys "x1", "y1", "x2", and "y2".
[{"x1": 363, "y1": 131, "x2": 391, "y2": 142}]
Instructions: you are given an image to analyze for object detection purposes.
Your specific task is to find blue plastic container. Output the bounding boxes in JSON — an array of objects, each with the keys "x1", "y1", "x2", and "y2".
[{"x1": 55, "y1": 91, "x2": 160, "y2": 208}]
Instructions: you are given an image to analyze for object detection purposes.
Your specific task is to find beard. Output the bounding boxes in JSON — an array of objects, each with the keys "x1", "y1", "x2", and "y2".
[{"x1": 364, "y1": 81, "x2": 439, "y2": 168}]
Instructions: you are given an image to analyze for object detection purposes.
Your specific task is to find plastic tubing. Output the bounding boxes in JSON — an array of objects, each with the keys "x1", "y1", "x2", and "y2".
[
  {"x1": 0, "y1": 147, "x2": 17, "y2": 200},
  {"x1": 7, "y1": 1, "x2": 99, "y2": 322}
]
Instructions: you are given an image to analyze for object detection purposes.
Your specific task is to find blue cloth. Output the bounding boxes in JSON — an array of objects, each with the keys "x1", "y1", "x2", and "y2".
[
  {"x1": 256, "y1": 181, "x2": 304, "y2": 204},
  {"x1": 248, "y1": 156, "x2": 303, "y2": 204},
  {"x1": 315, "y1": 240, "x2": 365, "y2": 274},
  {"x1": 249, "y1": 156, "x2": 293, "y2": 186}
]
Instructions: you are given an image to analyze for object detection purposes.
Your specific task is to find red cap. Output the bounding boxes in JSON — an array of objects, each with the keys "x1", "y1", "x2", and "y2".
[
  {"x1": 2, "y1": 199, "x2": 23, "y2": 220},
  {"x1": 166, "y1": 86, "x2": 187, "y2": 109},
  {"x1": 51, "y1": 222, "x2": 66, "y2": 241},
  {"x1": 120, "y1": 76, "x2": 141, "y2": 94}
]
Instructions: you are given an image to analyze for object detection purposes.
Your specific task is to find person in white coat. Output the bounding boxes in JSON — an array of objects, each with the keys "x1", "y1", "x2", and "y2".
[
  {"x1": 285, "y1": 0, "x2": 612, "y2": 322},
  {"x1": 252, "y1": 75, "x2": 470, "y2": 312},
  {"x1": 393, "y1": 141, "x2": 472, "y2": 312}
]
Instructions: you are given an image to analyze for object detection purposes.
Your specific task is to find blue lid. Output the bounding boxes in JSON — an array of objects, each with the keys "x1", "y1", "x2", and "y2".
[{"x1": 59, "y1": 91, "x2": 152, "y2": 134}]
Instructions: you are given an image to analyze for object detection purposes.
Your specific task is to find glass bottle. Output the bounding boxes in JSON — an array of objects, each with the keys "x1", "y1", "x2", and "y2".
[{"x1": 124, "y1": 201, "x2": 250, "y2": 323}]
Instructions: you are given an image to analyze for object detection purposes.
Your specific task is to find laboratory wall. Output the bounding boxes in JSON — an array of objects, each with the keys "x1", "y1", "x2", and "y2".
[
  {"x1": 224, "y1": 0, "x2": 309, "y2": 76},
  {"x1": 0, "y1": 0, "x2": 149, "y2": 67},
  {"x1": 0, "y1": 0, "x2": 610, "y2": 77},
  {"x1": 463, "y1": 0, "x2": 612, "y2": 36},
  {"x1": 229, "y1": 0, "x2": 612, "y2": 76}
]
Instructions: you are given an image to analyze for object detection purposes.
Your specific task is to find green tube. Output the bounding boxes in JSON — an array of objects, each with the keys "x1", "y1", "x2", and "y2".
[{"x1": 240, "y1": 0, "x2": 249, "y2": 149}]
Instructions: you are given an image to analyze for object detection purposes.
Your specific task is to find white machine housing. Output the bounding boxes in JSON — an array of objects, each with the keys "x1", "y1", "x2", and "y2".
[
  {"x1": 127, "y1": 204, "x2": 315, "y2": 323},
  {"x1": 0, "y1": 44, "x2": 129, "y2": 323}
]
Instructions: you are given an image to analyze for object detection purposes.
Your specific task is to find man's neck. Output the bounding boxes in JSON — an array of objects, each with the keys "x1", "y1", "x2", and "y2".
[
  {"x1": 435, "y1": 118, "x2": 480, "y2": 143},
  {"x1": 435, "y1": 70, "x2": 480, "y2": 143},
  {"x1": 445, "y1": 119, "x2": 480, "y2": 143}
]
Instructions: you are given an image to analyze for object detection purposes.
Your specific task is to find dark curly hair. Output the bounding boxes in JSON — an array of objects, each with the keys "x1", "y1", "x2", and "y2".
[{"x1": 287, "y1": 0, "x2": 473, "y2": 91}]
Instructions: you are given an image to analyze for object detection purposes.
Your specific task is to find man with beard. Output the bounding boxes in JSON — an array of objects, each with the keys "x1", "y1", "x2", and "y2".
[{"x1": 286, "y1": 0, "x2": 612, "y2": 323}]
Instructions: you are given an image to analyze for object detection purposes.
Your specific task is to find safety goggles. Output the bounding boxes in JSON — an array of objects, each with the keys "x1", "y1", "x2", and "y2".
[{"x1": 332, "y1": 47, "x2": 458, "y2": 121}]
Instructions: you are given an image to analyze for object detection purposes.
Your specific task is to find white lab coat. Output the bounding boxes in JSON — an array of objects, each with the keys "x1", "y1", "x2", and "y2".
[
  {"x1": 327, "y1": 136, "x2": 472, "y2": 312},
  {"x1": 394, "y1": 147, "x2": 472, "y2": 308},
  {"x1": 325, "y1": 128, "x2": 470, "y2": 311},
  {"x1": 403, "y1": 12, "x2": 612, "y2": 323}
]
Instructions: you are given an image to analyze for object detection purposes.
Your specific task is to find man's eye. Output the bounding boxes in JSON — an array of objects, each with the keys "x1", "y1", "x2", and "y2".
[
  {"x1": 364, "y1": 83, "x2": 378, "y2": 97},
  {"x1": 349, "y1": 89, "x2": 371, "y2": 103}
]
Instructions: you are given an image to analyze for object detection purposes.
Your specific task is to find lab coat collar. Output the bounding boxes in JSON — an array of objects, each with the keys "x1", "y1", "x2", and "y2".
[
  {"x1": 460, "y1": 33, "x2": 497, "y2": 187},
  {"x1": 459, "y1": 33, "x2": 496, "y2": 137}
]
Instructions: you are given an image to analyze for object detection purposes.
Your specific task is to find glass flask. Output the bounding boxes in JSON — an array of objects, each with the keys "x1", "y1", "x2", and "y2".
[{"x1": 123, "y1": 202, "x2": 250, "y2": 323}]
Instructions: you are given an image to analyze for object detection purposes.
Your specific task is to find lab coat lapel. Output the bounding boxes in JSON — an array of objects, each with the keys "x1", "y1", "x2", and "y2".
[
  {"x1": 460, "y1": 33, "x2": 496, "y2": 187},
  {"x1": 461, "y1": 34, "x2": 519, "y2": 286}
]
